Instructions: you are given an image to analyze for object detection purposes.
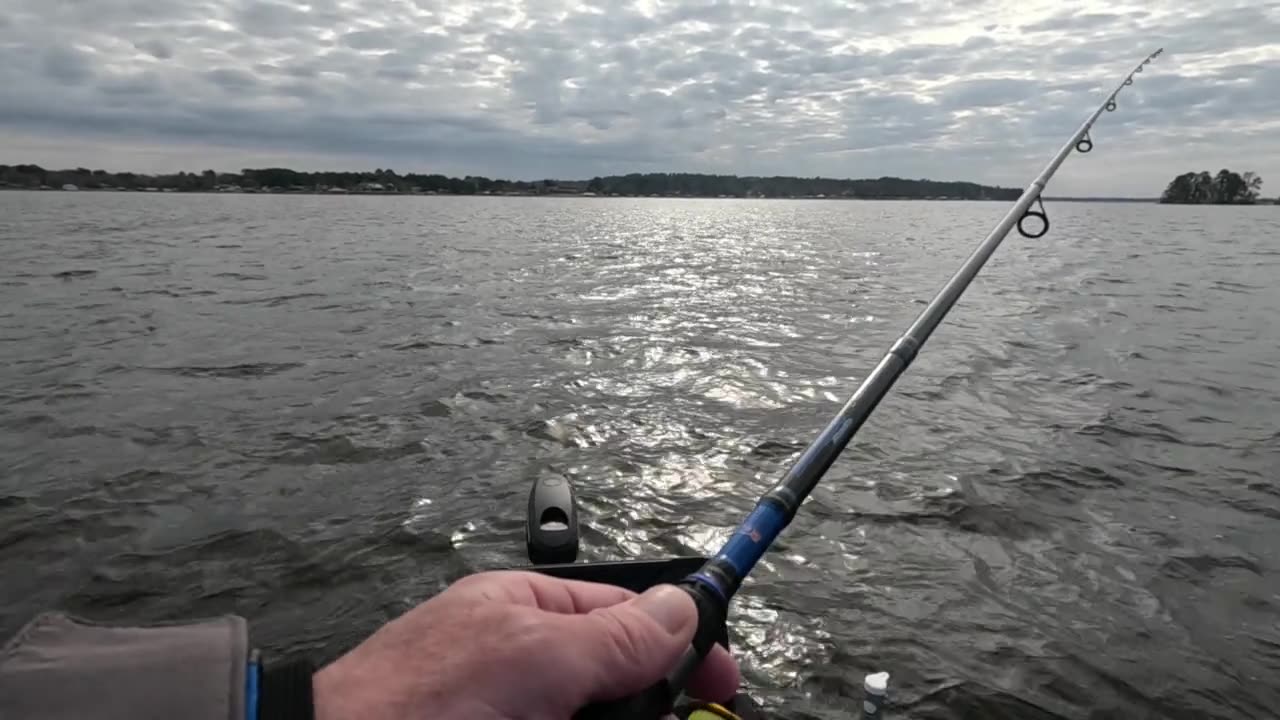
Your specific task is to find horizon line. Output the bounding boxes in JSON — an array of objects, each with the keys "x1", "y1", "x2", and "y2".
[{"x1": 2, "y1": 160, "x2": 1027, "y2": 187}]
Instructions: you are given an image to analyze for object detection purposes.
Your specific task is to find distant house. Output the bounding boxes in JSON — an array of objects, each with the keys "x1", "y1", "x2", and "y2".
[{"x1": 61, "y1": 184, "x2": 79, "y2": 191}]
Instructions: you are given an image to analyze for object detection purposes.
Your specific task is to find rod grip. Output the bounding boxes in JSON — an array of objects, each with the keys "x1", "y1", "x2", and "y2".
[
  {"x1": 573, "y1": 582, "x2": 726, "y2": 720},
  {"x1": 572, "y1": 681, "x2": 675, "y2": 720}
]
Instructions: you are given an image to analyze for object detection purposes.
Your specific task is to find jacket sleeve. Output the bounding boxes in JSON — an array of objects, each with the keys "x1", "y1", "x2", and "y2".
[{"x1": 0, "y1": 612, "x2": 248, "y2": 720}]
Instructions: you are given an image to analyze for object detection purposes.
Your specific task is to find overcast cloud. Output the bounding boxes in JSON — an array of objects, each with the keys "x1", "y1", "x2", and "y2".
[{"x1": 1, "y1": 0, "x2": 1277, "y2": 194}]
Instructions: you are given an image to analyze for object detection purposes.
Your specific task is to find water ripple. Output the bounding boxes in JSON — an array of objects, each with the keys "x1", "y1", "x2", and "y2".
[{"x1": 1, "y1": 195, "x2": 1278, "y2": 718}]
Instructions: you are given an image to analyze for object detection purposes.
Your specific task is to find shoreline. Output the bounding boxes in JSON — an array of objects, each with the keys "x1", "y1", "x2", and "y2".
[{"x1": 0, "y1": 187, "x2": 1160, "y2": 202}]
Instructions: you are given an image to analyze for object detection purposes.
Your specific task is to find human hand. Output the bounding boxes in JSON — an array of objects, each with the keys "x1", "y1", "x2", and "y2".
[{"x1": 313, "y1": 570, "x2": 741, "y2": 720}]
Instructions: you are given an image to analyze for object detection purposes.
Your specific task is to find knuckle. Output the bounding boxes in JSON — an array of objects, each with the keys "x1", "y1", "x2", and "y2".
[{"x1": 594, "y1": 609, "x2": 653, "y2": 669}]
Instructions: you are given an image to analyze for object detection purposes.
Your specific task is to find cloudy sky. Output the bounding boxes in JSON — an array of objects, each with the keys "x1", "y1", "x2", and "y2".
[{"x1": 1, "y1": 0, "x2": 1277, "y2": 195}]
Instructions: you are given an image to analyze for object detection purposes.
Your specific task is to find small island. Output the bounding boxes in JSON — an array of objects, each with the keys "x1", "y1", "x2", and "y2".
[
  {"x1": 1159, "y1": 170, "x2": 1268, "y2": 204},
  {"x1": 0, "y1": 164, "x2": 1022, "y2": 201}
]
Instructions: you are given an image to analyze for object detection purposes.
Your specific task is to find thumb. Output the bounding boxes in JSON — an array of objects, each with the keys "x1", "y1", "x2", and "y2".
[{"x1": 564, "y1": 584, "x2": 697, "y2": 704}]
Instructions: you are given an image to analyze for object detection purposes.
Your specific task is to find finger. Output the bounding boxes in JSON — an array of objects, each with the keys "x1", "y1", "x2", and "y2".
[
  {"x1": 527, "y1": 574, "x2": 639, "y2": 614},
  {"x1": 684, "y1": 644, "x2": 742, "y2": 703},
  {"x1": 478, "y1": 572, "x2": 742, "y2": 701},
  {"x1": 526, "y1": 575, "x2": 741, "y2": 700},
  {"x1": 451, "y1": 571, "x2": 637, "y2": 613},
  {"x1": 558, "y1": 584, "x2": 698, "y2": 705}
]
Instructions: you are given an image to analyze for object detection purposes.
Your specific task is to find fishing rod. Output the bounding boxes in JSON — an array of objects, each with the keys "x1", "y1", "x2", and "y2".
[{"x1": 576, "y1": 48, "x2": 1164, "y2": 720}]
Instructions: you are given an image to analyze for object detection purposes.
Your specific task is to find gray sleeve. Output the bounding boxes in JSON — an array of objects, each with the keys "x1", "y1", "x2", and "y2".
[{"x1": 0, "y1": 612, "x2": 248, "y2": 720}]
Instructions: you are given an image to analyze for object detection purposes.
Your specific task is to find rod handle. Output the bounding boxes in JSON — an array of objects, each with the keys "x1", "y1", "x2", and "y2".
[{"x1": 572, "y1": 680, "x2": 675, "y2": 720}]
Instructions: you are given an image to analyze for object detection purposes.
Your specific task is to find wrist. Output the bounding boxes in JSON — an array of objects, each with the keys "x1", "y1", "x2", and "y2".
[
  {"x1": 313, "y1": 657, "x2": 373, "y2": 720},
  {"x1": 311, "y1": 662, "x2": 342, "y2": 720}
]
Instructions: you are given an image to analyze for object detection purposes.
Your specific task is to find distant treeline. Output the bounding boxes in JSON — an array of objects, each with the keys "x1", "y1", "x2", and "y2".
[
  {"x1": 0, "y1": 164, "x2": 1019, "y2": 200},
  {"x1": 0, "y1": 164, "x2": 542, "y2": 195},
  {"x1": 1159, "y1": 170, "x2": 1266, "y2": 204},
  {"x1": 584, "y1": 173, "x2": 1019, "y2": 199}
]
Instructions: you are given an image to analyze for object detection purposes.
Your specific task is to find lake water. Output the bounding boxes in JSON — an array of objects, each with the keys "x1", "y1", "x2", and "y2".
[{"x1": 2, "y1": 192, "x2": 1278, "y2": 718}]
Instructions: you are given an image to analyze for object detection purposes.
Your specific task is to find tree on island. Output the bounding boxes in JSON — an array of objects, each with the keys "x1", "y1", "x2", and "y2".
[{"x1": 1160, "y1": 169, "x2": 1263, "y2": 204}]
